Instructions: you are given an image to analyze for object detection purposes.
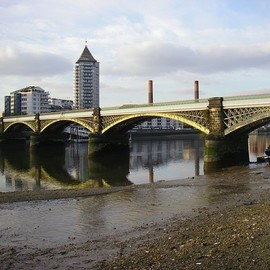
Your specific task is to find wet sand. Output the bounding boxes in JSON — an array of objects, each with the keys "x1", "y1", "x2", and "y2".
[{"x1": 1, "y1": 164, "x2": 270, "y2": 269}]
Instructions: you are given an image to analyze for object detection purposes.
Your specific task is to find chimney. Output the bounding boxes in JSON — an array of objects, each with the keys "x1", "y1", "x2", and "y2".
[
  {"x1": 194, "y1": 80, "x2": 199, "y2": 100},
  {"x1": 148, "y1": 80, "x2": 153, "y2": 104}
]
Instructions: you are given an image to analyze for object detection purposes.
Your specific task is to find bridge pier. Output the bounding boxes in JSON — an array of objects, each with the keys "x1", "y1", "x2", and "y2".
[
  {"x1": 0, "y1": 117, "x2": 4, "y2": 143},
  {"x1": 0, "y1": 133, "x2": 28, "y2": 144},
  {"x1": 204, "y1": 97, "x2": 249, "y2": 171},
  {"x1": 30, "y1": 133, "x2": 65, "y2": 148},
  {"x1": 88, "y1": 134, "x2": 129, "y2": 157},
  {"x1": 0, "y1": 134, "x2": 5, "y2": 143},
  {"x1": 204, "y1": 134, "x2": 249, "y2": 171}
]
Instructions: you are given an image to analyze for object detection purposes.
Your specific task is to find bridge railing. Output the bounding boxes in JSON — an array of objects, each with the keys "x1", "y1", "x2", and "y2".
[
  {"x1": 223, "y1": 93, "x2": 270, "y2": 108},
  {"x1": 3, "y1": 93, "x2": 270, "y2": 120},
  {"x1": 39, "y1": 108, "x2": 94, "y2": 120},
  {"x1": 3, "y1": 115, "x2": 36, "y2": 122},
  {"x1": 101, "y1": 98, "x2": 209, "y2": 115},
  {"x1": 103, "y1": 98, "x2": 209, "y2": 110}
]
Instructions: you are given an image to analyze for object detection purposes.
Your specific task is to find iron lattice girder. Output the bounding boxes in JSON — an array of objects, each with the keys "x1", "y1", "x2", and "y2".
[
  {"x1": 172, "y1": 110, "x2": 208, "y2": 128},
  {"x1": 101, "y1": 115, "x2": 124, "y2": 130},
  {"x1": 101, "y1": 110, "x2": 210, "y2": 134},
  {"x1": 224, "y1": 106, "x2": 270, "y2": 134}
]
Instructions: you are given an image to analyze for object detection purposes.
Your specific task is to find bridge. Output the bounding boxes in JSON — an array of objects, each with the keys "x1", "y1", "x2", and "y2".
[{"x1": 1, "y1": 93, "x2": 270, "y2": 170}]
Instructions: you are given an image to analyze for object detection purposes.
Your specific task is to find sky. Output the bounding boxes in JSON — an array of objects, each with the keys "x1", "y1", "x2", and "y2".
[{"x1": 1, "y1": 0, "x2": 270, "y2": 112}]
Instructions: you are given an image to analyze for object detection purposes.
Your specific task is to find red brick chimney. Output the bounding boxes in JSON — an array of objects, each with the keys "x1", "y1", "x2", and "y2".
[
  {"x1": 148, "y1": 80, "x2": 153, "y2": 104},
  {"x1": 194, "y1": 80, "x2": 199, "y2": 100}
]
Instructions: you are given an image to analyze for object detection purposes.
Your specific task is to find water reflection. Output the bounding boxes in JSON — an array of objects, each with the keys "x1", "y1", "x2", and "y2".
[
  {"x1": 0, "y1": 144, "x2": 131, "y2": 192},
  {"x1": 129, "y1": 136, "x2": 203, "y2": 184},
  {"x1": 1, "y1": 134, "x2": 269, "y2": 192},
  {"x1": 0, "y1": 135, "x2": 204, "y2": 192},
  {"x1": 249, "y1": 133, "x2": 270, "y2": 162}
]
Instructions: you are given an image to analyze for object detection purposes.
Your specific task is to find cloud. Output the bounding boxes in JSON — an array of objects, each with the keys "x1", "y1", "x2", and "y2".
[
  {"x1": 111, "y1": 42, "x2": 270, "y2": 76},
  {"x1": 0, "y1": 46, "x2": 72, "y2": 76},
  {"x1": 1, "y1": 0, "x2": 270, "y2": 112}
]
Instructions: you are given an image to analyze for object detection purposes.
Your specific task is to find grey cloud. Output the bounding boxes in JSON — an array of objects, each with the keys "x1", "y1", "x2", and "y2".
[
  {"x1": 0, "y1": 49, "x2": 72, "y2": 76},
  {"x1": 117, "y1": 42, "x2": 270, "y2": 76}
]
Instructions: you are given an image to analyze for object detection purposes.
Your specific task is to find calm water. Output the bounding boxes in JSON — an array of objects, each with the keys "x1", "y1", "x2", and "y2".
[
  {"x1": 0, "y1": 133, "x2": 269, "y2": 192},
  {"x1": 0, "y1": 134, "x2": 205, "y2": 192}
]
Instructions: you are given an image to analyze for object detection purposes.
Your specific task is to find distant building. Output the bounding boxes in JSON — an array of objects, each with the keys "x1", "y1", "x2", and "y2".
[
  {"x1": 4, "y1": 96, "x2": 11, "y2": 116},
  {"x1": 64, "y1": 124, "x2": 91, "y2": 142},
  {"x1": 134, "y1": 118, "x2": 184, "y2": 130},
  {"x1": 49, "y1": 98, "x2": 74, "y2": 111},
  {"x1": 73, "y1": 45, "x2": 99, "y2": 109},
  {"x1": 5, "y1": 86, "x2": 50, "y2": 115}
]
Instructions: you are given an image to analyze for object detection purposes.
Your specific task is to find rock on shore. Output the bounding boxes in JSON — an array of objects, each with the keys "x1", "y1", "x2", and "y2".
[{"x1": 96, "y1": 197, "x2": 270, "y2": 269}]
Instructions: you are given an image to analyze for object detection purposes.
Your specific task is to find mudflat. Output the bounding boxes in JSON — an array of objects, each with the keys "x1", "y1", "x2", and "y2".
[{"x1": 1, "y1": 165, "x2": 270, "y2": 269}]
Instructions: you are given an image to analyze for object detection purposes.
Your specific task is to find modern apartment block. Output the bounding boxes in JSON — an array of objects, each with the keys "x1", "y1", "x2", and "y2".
[
  {"x1": 5, "y1": 86, "x2": 50, "y2": 115},
  {"x1": 134, "y1": 117, "x2": 184, "y2": 130},
  {"x1": 49, "y1": 98, "x2": 74, "y2": 111},
  {"x1": 73, "y1": 45, "x2": 99, "y2": 109}
]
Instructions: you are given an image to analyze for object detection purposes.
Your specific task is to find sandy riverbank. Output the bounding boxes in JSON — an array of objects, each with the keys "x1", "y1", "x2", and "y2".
[
  {"x1": 1, "y1": 164, "x2": 270, "y2": 269},
  {"x1": 97, "y1": 192, "x2": 270, "y2": 269}
]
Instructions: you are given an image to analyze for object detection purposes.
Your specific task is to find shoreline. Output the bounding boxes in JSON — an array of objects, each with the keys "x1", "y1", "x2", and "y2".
[
  {"x1": 97, "y1": 193, "x2": 270, "y2": 269},
  {"x1": 0, "y1": 184, "x2": 135, "y2": 204},
  {"x1": 1, "y1": 165, "x2": 270, "y2": 269},
  {"x1": 0, "y1": 164, "x2": 269, "y2": 205}
]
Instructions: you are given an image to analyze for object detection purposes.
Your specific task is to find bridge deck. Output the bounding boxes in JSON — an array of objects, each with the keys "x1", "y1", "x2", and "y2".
[{"x1": 2, "y1": 93, "x2": 270, "y2": 121}]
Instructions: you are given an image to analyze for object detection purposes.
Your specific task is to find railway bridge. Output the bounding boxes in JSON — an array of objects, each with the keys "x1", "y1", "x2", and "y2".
[{"x1": 1, "y1": 93, "x2": 270, "y2": 170}]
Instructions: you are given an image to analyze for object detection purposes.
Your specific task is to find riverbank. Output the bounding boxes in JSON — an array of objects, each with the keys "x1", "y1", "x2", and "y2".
[
  {"x1": 97, "y1": 194, "x2": 270, "y2": 269},
  {"x1": 1, "y1": 164, "x2": 270, "y2": 269}
]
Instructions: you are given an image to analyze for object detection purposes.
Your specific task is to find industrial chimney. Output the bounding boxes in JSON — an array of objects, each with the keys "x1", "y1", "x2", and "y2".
[
  {"x1": 148, "y1": 80, "x2": 153, "y2": 104},
  {"x1": 194, "y1": 80, "x2": 199, "y2": 100}
]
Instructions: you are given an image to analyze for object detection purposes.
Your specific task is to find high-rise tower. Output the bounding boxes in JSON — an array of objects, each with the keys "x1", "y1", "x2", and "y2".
[{"x1": 73, "y1": 45, "x2": 99, "y2": 109}]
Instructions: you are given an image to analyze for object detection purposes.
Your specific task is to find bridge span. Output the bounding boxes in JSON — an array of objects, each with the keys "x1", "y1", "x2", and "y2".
[{"x1": 1, "y1": 93, "x2": 270, "y2": 170}]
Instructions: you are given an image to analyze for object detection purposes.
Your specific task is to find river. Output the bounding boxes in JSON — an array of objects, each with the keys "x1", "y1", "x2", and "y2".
[
  {"x1": 0, "y1": 133, "x2": 269, "y2": 192},
  {"x1": 1, "y1": 132, "x2": 270, "y2": 267},
  {"x1": 0, "y1": 134, "x2": 206, "y2": 192}
]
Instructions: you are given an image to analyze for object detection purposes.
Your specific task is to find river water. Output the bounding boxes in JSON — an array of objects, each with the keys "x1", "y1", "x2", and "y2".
[
  {"x1": 0, "y1": 134, "x2": 205, "y2": 192},
  {"x1": 0, "y1": 133, "x2": 269, "y2": 192},
  {"x1": 0, "y1": 133, "x2": 270, "y2": 255}
]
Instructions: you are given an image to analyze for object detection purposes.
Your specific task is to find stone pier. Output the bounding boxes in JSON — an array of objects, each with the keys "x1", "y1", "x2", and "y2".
[
  {"x1": 204, "y1": 97, "x2": 249, "y2": 171},
  {"x1": 30, "y1": 133, "x2": 65, "y2": 148},
  {"x1": 88, "y1": 134, "x2": 129, "y2": 157}
]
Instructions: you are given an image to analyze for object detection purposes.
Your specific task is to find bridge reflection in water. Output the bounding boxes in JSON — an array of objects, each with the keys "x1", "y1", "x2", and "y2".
[{"x1": 0, "y1": 135, "x2": 204, "y2": 192}]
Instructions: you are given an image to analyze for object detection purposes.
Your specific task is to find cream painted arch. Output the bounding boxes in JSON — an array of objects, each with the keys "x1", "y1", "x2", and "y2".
[
  {"x1": 4, "y1": 121, "x2": 35, "y2": 133},
  {"x1": 101, "y1": 112, "x2": 210, "y2": 135},
  {"x1": 40, "y1": 118, "x2": 95, "y2": 134}
]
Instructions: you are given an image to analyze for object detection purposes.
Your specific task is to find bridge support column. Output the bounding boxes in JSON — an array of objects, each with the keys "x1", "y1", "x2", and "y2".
[
  {"x1": 0, "y1": 117, "x2": 5, "y2": 143},
  {"x1": 204, "y1": 134, "x2": 249, "y2": 171},
  {"x1": 88, "y1": 134, "x2": 129, "y2": 157},
  {"x1": 88, "y1": 107, "x2": 129, "y2": 156},
  {"x1": 0, "y1": 134, "x2": 5, "y2": 143},
  {"x1": 207, "y1": 97, "x2": 224, "y2": 134},
  {"x1": 204, "y1": 97, "x2": 249, "y2": 171},
  {"x1": 30, "y1": 133, "x2": 65, "y2": 148}
]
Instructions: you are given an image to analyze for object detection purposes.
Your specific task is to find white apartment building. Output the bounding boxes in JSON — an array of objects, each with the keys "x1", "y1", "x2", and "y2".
[
  {"x1": 74, "y1": 45, "x2": 99, "y2": 109},
  {"x1": 9, "y1": 86, "x2": 49, "y2": 115},
  {"x1": 49, "y1": 98, "x2": 73, "y2": 110},
  {"x1": 134, "y1": 118, "x2": 184, "y2": 130}
]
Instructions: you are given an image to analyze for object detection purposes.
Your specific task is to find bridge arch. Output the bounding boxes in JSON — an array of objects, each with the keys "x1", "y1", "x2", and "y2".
[
  {"x1": 4, "y1": 122, "x2": 35, "y2": 133},
  {"x1": 225, "y1": 113, "x2": 270, "y2": 136},
  {"x1": 40, "y1": 118, "x2": 95, "y2": 134},
  {"x1": 102, "y1": 112, "x2": 210, "y2": 134}
]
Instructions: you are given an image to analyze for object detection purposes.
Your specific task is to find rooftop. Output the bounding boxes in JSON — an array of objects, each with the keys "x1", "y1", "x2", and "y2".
[{"x1": 76, "y1": 46, "x2": 97, "y2": 63}]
